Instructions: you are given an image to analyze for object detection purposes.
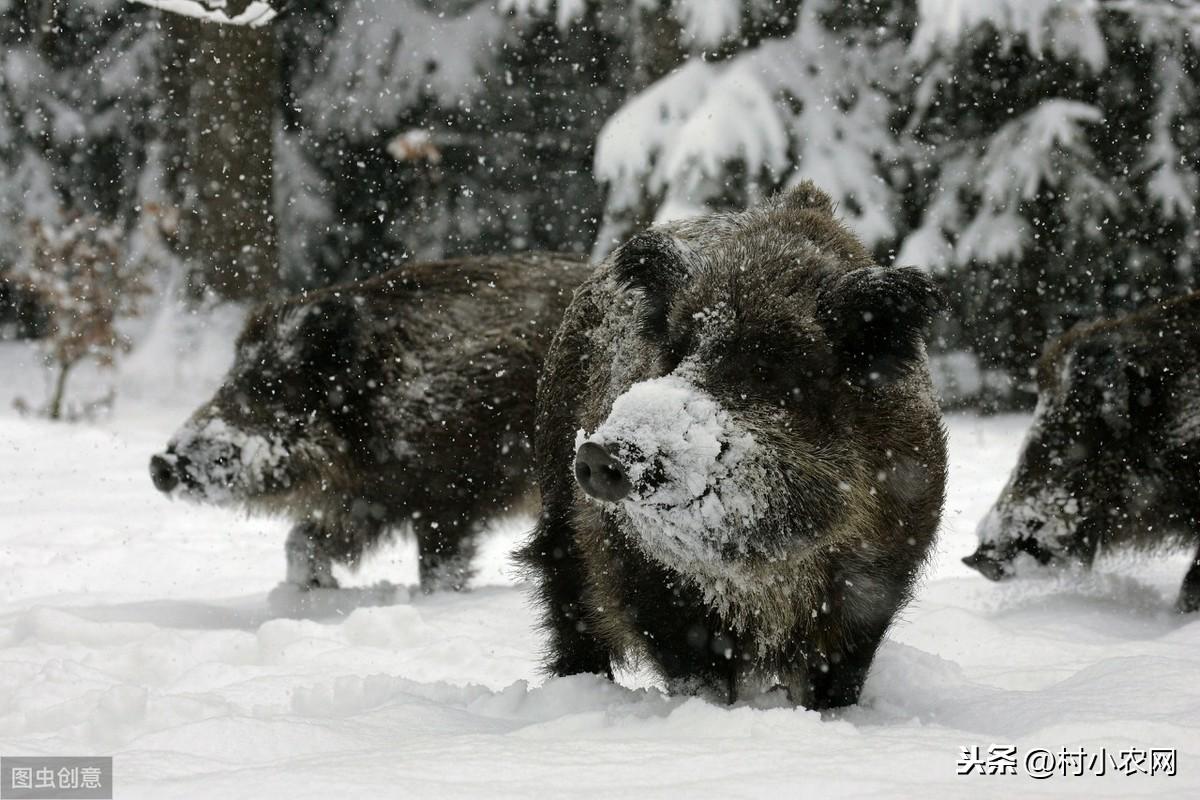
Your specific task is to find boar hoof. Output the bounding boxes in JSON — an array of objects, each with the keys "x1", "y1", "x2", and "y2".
[{"x1": 1174, "y1": 590, "x2": 1200, "y2": 614}]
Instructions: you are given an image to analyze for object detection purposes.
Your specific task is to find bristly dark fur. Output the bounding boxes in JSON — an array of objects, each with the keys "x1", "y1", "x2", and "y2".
[
  {"x1": 517, "y1": 182, "x2": 948, "y2": 709},
  {"x1": 817, "y1": 266, "x2": 943, "y2": 386},
  {"x1": 155, "y1": 253, "x2": 590, "y2": 592},
  {"x1": 613, "y1": 232, "x2": 692, "y2": 339},
  {"x1": 967, "y1": 290, "x2": 1200, "y2": 612}
]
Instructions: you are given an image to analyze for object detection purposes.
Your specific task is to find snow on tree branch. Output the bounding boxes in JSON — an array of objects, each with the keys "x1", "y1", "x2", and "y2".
[
  {"x1": 899, "y1": 100, "x2": 1115, "y2": 269},
  {"x1": 302, "y1": 0, "x2": 504, "y2": 137},
  {"x1": 912, "y1": 0, "x2": 1107, "y2": 70},
  {"x1": 131, "y1": 1, "x2": 280, "y2": 27},
  {"x1": 596, "y1": 0, "x2": 902, "y2": 249}
]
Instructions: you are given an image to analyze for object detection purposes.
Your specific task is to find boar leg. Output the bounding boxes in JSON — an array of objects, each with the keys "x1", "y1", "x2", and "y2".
[
  {"x1": 652, "y1": 629, "x2": 741, "y2": 705},
  {"x1": 800, "y1": 628, "x2": 888, "y2": 710},
  {"x1": 517, "y1": 513, "x2": 613, "y2": 678},
  {"x1": 285, "y1": 521, "x2": 339, "y2": 589},
  {"x1": 798, "y1": 565, "x2": 904, "y2": 709},
  {"x1": 1176, "y1": 543, "x2": 1200, "y2": 613},
  {"x1": 414, "y1": 515, "x2": 477, "y2": 593},
  {"x1": 1062, "y1": 515, "x2": 1104, "y2": 571}
]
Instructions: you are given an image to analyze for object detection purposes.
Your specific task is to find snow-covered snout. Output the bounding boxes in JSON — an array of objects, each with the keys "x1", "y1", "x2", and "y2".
[
  {"x1": 151, "y1": 411, "x2": 302, "y2": 504},
  {"x1": 575, "y1": 375, "x2": 759, "y2": 546},
  {"x1": 569, "y1": 226, "x2": 945, "y2": 574},
  {"x1": 965, "y1": 337, "x2": 1133, "y2": 580},
  {"x1": 150, "y1": 299, "x2": 358, "y2": 507}
]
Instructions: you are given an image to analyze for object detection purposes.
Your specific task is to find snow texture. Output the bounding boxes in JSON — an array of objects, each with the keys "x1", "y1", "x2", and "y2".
[
  {"x1": 2, "y1": 333, "x2": 1199, "y2": 797},
  {"x1": 912, "y1": 0, "x2": 1107, "y2": 70},
  {"x1": 133, "y1": 1, "x2": 279, "y2": 27},
  {"x1": 302, "y1": 0, "x2": 504, "y2": 138},
  {"x1": 900, "y1": 99, "x2": 1114, "y2": 272},
  {"x1": 595, "y1": 0, "x2": 903, "y2": 253}
]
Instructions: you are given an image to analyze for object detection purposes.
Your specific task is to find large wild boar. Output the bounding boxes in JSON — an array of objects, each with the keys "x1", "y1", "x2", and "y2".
[
  {"x1": 518, "y1": 183, "x2": 947, "y2": 709},
  {"x1": 965, "y1": 291, "x2": 1200, "y2": 612},
  {"x1": 150, "y1": 254, "x2": 588, "y2": 592}
]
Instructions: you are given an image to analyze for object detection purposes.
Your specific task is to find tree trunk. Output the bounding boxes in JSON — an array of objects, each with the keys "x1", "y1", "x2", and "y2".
[
  {"x1": 163, "y1": 13, "x2": 280, "y2": 301},
  {"x1": 47, "y1": 358, "x2": 73, "y2": 421}
]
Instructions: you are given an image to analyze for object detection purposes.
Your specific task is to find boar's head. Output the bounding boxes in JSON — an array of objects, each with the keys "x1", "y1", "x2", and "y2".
[
  {"x1": 150, "y1": 296, "x2": 375, "y2": 510},
  {"x1": 966, "y1": 327, "x2": 1166, "y2": 580},
  {"x1": 573, "y1": 182, "x2": 943, "y2": 577}
]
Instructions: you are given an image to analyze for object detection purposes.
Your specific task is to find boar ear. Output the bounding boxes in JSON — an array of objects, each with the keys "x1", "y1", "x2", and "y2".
[
  {"x1": 613, "y1": 232, "x2": 691, "y2": 339},
  {"x1": 817, "y1": 266, "x2": 942, "y2": 386},
  {"x1": 781, "y1": 180, "x2": 835, "y2": 215},
  {"x1": 297, "y1": 298, "x2": 361, "y2": 375}
]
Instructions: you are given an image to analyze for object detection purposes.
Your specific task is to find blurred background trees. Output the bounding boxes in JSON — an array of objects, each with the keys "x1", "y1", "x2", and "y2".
[{"x1": 0, "y1": 0, "x2": 1197, "y2": 410}]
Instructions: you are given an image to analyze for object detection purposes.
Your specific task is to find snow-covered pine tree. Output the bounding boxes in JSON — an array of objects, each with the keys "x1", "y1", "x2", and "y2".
[
  {"x1": 901, "y1": 0, "x2": 1200, "y2": 396},
  {"x1": 590, "y1": 0, "x2": 906, "y2": 256},
  {"x1": 0, "y1": 1, "x2": 167, "y2": 328},
  {"x1": 593, "y1": 0, "x2": 1199, "y2": 401}
]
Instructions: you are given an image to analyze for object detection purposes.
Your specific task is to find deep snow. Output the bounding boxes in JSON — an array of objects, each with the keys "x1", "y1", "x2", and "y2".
[{"x1": 1, "y1": 333, "x2": 1198, "y2": 798}]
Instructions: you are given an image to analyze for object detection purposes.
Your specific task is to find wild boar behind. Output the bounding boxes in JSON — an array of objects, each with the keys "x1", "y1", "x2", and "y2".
[
  {"x1": 966, "y1": 291, "x2": 1200, "y2": 612},
  {"x1": 151, "y1": 253, "x2": 589, "y2": 592}
]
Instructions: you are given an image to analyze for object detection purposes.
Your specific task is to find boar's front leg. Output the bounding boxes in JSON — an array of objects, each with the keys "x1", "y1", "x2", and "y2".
[
  {"x1": 794, "y1": 564, "x2": 909, "y2": 710},
  {"x1": 285, "y1": 520, "x2": 338, "y2": 589},
  {"x1": 285, "y1": 517, "x2": 385, "y2": 590},
  {"x1": 651, "y1": 627, "x2": 741, "y2": 705},
  {"x1": 797, "y1": 625, "x2": 889, "y2": 710},
  {"x1": 1176, "y1": 542, "x2": 1200, "y2": 613},
  {"x1": 414, "y1": 514, "x2": 477, "y2": 593},
  {"x1": 518, "y1": 512, "x2": 613, "y2": 678}
]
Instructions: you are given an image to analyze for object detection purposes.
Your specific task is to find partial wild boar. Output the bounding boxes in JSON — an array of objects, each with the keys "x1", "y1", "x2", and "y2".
[
  {"x1": 519, "y1": 183, "x2": 947, "y2": 709},
  {"x1": 965, "y1": 291, "x2": 1200, "y2": 612},
  {"x1": 150, "y1": 254, "x2": 588, "y2": 592}
]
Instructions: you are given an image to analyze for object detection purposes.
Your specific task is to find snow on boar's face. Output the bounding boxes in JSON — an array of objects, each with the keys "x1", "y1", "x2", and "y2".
[
  {"x1": 573, "y1": 189, "x2": 940, "y2": 578},
  {"x1": 966, "y1": 330, "x2": 1154, "y2": 580},
  {"x1": 150, "y1": 297, "x2": 370, "y2": 508}
]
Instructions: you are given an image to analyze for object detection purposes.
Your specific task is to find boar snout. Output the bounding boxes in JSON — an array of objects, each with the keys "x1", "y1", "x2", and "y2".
[
  {"x1": 574, "y1": 441, "x2": 632, "y2": 502},
  {"x1": 961, "y1": 547, "x2": 1011, "y2": 582},
  {"x1": 149, "y1": 453, "x2": 179, "y2": 493},
  {"x1": 962, "y1": 533, "x2": 1057, "y2": 581}
]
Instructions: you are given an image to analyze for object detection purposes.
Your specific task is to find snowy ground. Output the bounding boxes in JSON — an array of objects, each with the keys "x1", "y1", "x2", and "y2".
[{"x1": 2, "y1": 329, "x2": 1198, "y2": 798}]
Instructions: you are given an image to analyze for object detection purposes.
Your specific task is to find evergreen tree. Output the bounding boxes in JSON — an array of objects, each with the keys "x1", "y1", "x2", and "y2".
[
  {"x1": 903, "y1": 0, "x2": 1199, "y2": 396},
  {"x1": 3, "y1": 0, "x2": 1197, "y2": 405},
  {"x1": 0, "y1": 0, "x2": 166, "y2": 327}
]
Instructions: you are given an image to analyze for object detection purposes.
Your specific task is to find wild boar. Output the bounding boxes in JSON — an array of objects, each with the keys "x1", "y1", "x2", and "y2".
[
  {"x1": 965, "y1": 291, "x2": 1200, "y2": 612},
  {"x1": 519, "y1": 183, "x2": 947, "y2": 708},
  {"x1": 151, "y1": 253, "x2": 589, "y2": 592}
]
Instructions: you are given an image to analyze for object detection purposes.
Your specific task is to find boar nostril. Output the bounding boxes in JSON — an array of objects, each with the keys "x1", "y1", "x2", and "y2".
[
  {"x1": 149, "y1": 454, "x2": 178, "y2": 493},
  {"x1": 575, "y1": 441, "x2": 632, "y2": 502}
]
